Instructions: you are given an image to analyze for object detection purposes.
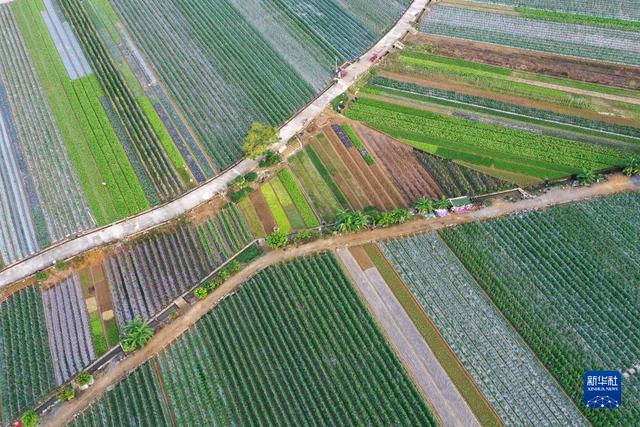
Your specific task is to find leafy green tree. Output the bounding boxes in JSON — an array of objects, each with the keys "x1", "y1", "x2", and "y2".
[
  {"x1": 266, "y1": 231, "x2": 289, "y2": 249},
  {"x1": 576, "y1": 169, "x2": 604, "y2": 186},
  {"x1": 194, "y1": 287, "x2": 208, "y2": 300},
  {"x1": 244, "y1": 171, "x2": 259, "y2": 182},
  {"x1": 120, "y1": 317, "x2": 154, "y2": 352},
  {"x1": 623, "y1": 157, "x2": 640, "y2": 176},
  {"x1": 58, "y1": 386, "x2": 75, "y2": 401},
  {"x1": 243, "y1": 122, "x2": 278, "y2": 159},
  {"x1": 414, "y1": 197, "x2": 434, "y2": 214},
  {"x1": 75, "y1": 371, "x2": 93, "y2": 386},
  {"x1": 21, "y1": 409, "x2": 38, "y2": 427},
  {"x1": 336, "y1": 210, "x2": 371, "y2": 233}
]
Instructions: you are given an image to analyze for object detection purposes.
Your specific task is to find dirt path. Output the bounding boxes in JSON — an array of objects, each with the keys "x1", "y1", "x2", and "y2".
[
  {"x1": 337, "y1": 248, "x2": 480, "y2": 427},
  {"x1": 44, "y1": 174, "x2": 638, "y2": 426}
]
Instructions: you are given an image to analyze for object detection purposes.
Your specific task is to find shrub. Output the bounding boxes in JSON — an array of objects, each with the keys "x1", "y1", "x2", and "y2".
[
  {"x1": 203, "y1": 280, "x2": 215, "y2": 292},
  {"x1": 230, "y1": 175, "x2": 246, "y2": 189},
  {"x1": 54, "y1": 261, "x2": 67, "y2": 270},
  {"x1": 194, "y1": 287, "x2": 208, "y2": 300},
  {"x1": 414, "y1": 197, "x2": 435, "y2": 214},
  {"x1": 21, "y1": 409, "x2": 38, "y2": 427},
  {"x1": 229, "y1": 187, "x2": 254, "y2": 203},
  {"x1": 236, "y1": 245, "x2": 264, "y2": 263},
  {"x1": 227, "y1": 260, "x2": 241, "y2": 274},
  {"x1": 219, "y1": 269, "x2": 231, "y2": 281},
  {"x1": 259, "y1": 150, "x2": 281, "y2": 168},
  {"x1": 266, "y1": 231, "x2": 289, "y2": 249},
  {"x1": 294, "y1": 229, "x2": 314, "y2": 243},
  {"x1": 58, "y1": 386, "x2": 75, "y2": 401},
  {"x1": 623, "y1": 157, "x2": 640, "y2": 176},
  {"x1": 75, "y1": 371, "x2": 93, "y2": 386},
  {"x1": 244, "y1": 171, "x2": 258, "y2": 182},
  {"x1": 35, "y1": 271, "x2": 49, "y2": 282}
]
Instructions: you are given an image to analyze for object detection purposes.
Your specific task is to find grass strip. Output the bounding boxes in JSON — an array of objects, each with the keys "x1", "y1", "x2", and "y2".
[
  {"x1": 89, "y1": 312, "x2": 108, "y2": 356},
  {"x1": 516, "y1": 7, "x2": 640, "y2": 32},
  {"x1": 363, "y1": 243, "x2": 502, "y2": 427}
]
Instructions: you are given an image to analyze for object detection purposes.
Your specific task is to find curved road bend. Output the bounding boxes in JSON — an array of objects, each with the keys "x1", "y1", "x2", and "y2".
[{"x1": 0, "y1": 0, "x2": 430, "y2": 287}]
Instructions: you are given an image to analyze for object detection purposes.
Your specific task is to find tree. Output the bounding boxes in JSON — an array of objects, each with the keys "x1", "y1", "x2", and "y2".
[
  {"x1": 243, "y1": 122, "x2": 278, "y2": 159},
  {"x1": 75, "y1": 371, "x2": 93, "y2": 386},
  {"x1": 58, "y1": 386, "x2": 75, "y2": 401},
  {"x1": 120, "y1": 317, "x2": 154, "y2": 352},
  {"x1": 266, "y1": 231, "x2": 289, "y2": 249},
  {"x1": 623, "y1": 157, "x2": 640, "y2": 176},
  {"x1": 414, "y1": 197, "x2": 434, "y2": 215},
  {"x1": 336, "y1": 210, "x2": 370, "y2": 233},
  {"x1": 21, "y1": 409, "x2": 38, "y2": 427},
  {"x1": 258, "y1": 150, "x2": 281, "y2": 167}
]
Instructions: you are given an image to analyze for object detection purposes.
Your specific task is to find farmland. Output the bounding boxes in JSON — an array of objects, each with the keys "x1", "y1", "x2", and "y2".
[
  {"x1": 0, "y1": 287, "x2": 55, "y2": 424},
  {"x1": 69, "y1": 254, "x2": 436, "y2": 426},
  {"x1": 478, "y1": 0, "x2": 640, "y2": 20},
  {"x1": 440, "y1": 192, "x2": 640, "y2": 425},
  {"x1": 421, "y1": 4, "x2": 640, "y2": 66},
  {"x1": 106, "y1": 204, "x2": 253, "y2": 326},
  {"x1": 345, "y1": 97, "x2": 627, "y2": 184},
  {"x1": 380, "y1": 233, "x2": 585, "y2": 425},
  {"x1": 42, "y1": 274, "x2": 95, "y2": 385}
]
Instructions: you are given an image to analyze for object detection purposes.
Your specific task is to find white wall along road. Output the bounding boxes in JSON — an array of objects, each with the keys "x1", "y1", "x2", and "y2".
[{"x1": 0, "y1": 0, "x2": 430, "y2": 287}]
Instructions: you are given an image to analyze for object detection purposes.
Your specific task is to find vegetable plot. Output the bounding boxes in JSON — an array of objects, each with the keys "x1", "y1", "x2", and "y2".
[
  {"x1": 380, "y1": 234, "x2": 586, "y2": 426},
  {"x1": 421, "y1": 5, "x2": 640, "y2": 66},
  {"x1": 70, "y1": 254, "x2": 436, "y2": 425},
  {"x1": 0, "y1": 287, "x2": 55, "y2": 425},
  {"x1": 42, "y1": 274, "x2": 96, "y2": 385},
  {"x1": 440, "y1": 192, "x2": 640, "y2": 426},
  {"x1": 0, "y1": 5, "x2": 94, "y2": 261}
]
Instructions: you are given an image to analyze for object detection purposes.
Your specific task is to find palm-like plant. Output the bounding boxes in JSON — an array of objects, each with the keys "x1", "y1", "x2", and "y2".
[
  {"x1": 434, "y1": 196, "x2": 452, "y2": 210},
  {"x1": 414, "y1": 197, "x2": 434, "y2": 215},
  {"x1": 576, "y1": 169, "x2": 597, "y2": 186},
  {"x1": 623, "y1": 157, "x2": 640, "y2": 176},
  {"x1": 121, "y1": 316, "x2": 154, "y2": 352},
  {"x1": 336, "y1": 210, "x2": 370, "y2": 233}
]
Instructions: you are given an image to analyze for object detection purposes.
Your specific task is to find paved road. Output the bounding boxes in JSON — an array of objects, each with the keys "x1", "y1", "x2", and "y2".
[
  {"x1": 337, "y1": 248, "x2": 480, "y2": 427},
  {"x1": 0, "y1": 0, "x2": 429, "y2": 287}
]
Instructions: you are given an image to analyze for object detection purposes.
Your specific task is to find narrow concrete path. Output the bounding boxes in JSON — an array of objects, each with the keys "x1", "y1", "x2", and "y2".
[
  {"x1": 337, "y1": 248, "x2": 480, "y2": 427},
  {"x1": 0, "y1": 0, "x2": 430, "y2": 287}
]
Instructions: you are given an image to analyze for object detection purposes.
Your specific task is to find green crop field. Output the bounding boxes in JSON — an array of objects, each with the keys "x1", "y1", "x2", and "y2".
[
  {"x1": 440, "y1": 192, "x2": 640, "y2": 426},
  {"x1": 69, "y1": 254, "x2": 436, "y2": 426},
  {"x1": 345, "y1": 97, "x2": 627, "y2": 183}
]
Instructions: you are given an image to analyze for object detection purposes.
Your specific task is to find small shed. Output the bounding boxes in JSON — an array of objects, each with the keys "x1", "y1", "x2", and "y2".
[{"x1": 450, "y1": 196, "x2": 473, "y2": 213}]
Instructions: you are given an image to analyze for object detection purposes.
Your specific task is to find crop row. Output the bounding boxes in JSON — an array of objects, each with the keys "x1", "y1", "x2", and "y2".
[
  {"x1": 196, "y1": 204, "x2": 254, "y2": 263},
  {"x1": 68, "y1": 362, "x2": 171, "y2": 427},
  {"x1": 415, "y1": 150, "x2": 510, "y2": 197},
  {"x1": 60, "y1": 0, "x2": 186, "y2": 201},
  {"x1": 381, "y1": 234, "x2": 586, "y2": 426},
  {"x1": 478, "y1": 0, "x2": 640, "y2": 20},
  {"x1": 421, "y1": 6, "x2": 640, "y2": 66},
  {"x1": 277, "y1": 168, "x2": 320, "y2": 228},
  {"x1": 13, "y1": 0, "x2": 151, "y2": 224},
  {"x1": 69, "y1": 254, "x2": 436, "y2": 425},
  {"x1": 440, "y1": 192, "x2": 640, "y2": 425},
  {"x1": 346, "y1": 98, "x2": 627, "y2": 178},
  {"x1": 112, "y1": 0, "x2": 315, "y2": 170},
  {"x1": 42, "y1": 274, "x2": 96, "y2": 386},
  {"x1": 0, "y1": 286, "x2": 55, "y2": 424},
  {"x1": 370, "y1": 76, "x2": 640, "y2": 140},
  {"x1": 105, "y1": 223, "x2": 213, "y2": 326},
  {"x1": 0, "y1": 6, "x2": 93, "y2": 253}
]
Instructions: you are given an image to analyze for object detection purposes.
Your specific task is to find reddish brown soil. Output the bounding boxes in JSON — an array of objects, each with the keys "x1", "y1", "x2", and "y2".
[
  {"x1": 325, "y1": 126, "x2": 404, "y2": 210},
  {"x1": 407, "y1": 33, "x2": 640, "y2": 90},
  {"x1": 354, "y1": 123, "x2": 442, "y2": 201},
  {"x1": 249, "y1": 190, "x2": 277, "y2": 233},
  {"x1": 379, "y1": 69, "x2": 640, "y2": 128},
  {"x1": 91, "y1": 264, "x2": 114, "y2": 313},
  {"x1": 310, "y1": 135, "x2": 369, "y2": 209},
  {"x1": 187, "y1": 196, "x2": 227, "y2": 224},
  {"x1": 349, "y1": 246, "x2": 374, "y2": 270}
]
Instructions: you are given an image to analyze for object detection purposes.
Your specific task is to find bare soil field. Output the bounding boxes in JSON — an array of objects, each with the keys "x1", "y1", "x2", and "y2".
[
  {"x1": 407, "y1": 34, "x2": 640, "y2": 90},
  {"x1": 249, "y1": 190, "x2": 277, "y2": 233}
]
